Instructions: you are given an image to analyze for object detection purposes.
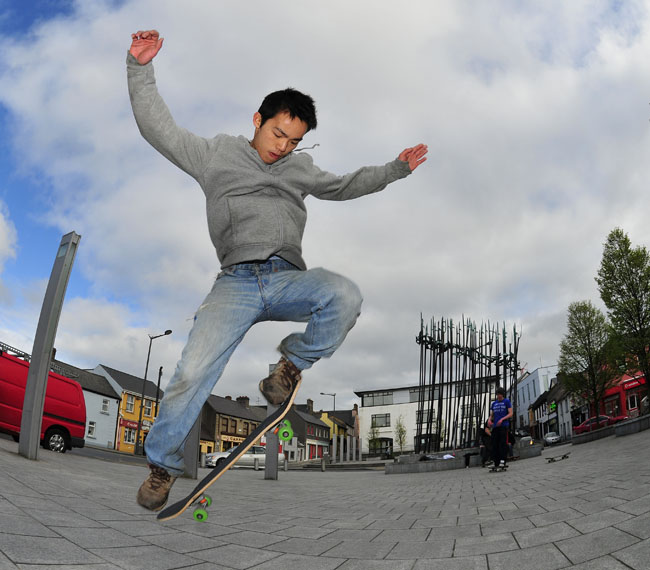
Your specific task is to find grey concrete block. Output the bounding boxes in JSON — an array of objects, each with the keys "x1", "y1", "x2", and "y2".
[
  {"x1": 611, "y1": 537, "x2": 650, "y2": 569},
  {"x1": 556, "y1": 527, "x2": 640, "y2": 564},
  {"x1": 488, "y1": 544, "x2": 571, "y2": 570}
]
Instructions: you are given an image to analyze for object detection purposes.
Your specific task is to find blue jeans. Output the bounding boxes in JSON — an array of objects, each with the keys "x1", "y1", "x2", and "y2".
[{"x1": 145, "y1": 257, "x2": 363, "y2": 475}]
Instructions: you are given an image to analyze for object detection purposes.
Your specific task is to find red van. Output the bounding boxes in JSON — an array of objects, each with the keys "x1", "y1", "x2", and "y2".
[{"x1": 0, "y1": 351, "x2": 86, "y2": 452}]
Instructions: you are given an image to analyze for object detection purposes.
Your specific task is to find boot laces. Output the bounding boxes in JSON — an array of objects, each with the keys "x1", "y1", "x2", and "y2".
[{"x1": 147, "y1": 465, "x2": 171, "y2": 491}]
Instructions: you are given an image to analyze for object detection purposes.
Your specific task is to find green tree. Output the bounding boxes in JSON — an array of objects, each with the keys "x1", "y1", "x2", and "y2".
[
  {"x1": 596, "y1": 228, "x2": 650, "y2": 406},
  {"x1": 394, "y1": 415, "x2": 407, "y2": 454},
  {"x1": 558, "y1": 301, "x2": 618, "y2": 420}
]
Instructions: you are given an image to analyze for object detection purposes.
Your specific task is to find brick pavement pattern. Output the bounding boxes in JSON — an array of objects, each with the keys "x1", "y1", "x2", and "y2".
[{"x1": 0, "y1": 429, "x2": 649, "y2": 569}]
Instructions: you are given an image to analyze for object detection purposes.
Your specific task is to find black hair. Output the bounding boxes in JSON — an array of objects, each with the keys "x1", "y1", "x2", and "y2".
[
  {"x1": 496, "y1": 387, "x2": 506, "y2": 397},
  {"x1": 258, "y1": 88, "x2": 317, "y2": 132}
]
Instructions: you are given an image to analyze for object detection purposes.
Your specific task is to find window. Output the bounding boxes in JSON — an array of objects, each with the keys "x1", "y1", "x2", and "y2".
[
  {"x1": 126, "y1": 395, "x2": 135, "y2": 413},
  {"x1": 101, "y1": 399, "x2": 110, "y2": 414},
  {"x1": 144, "y1": 399, "x2": 153, "y2": 417},
  {"x1": 220, "y1": 417, "x2": 229, "y2": 433},
  {"x1": 124, "y1": 428, "x2": 136, "y2": 444},
  {"x1": 243, "y1": 422, "x2": 250, "y2": 436},
  {"x1": 363, "y1": 391, "x2": 393, "y2": 407},
  {"x1": 230, "y1": 419, "x2": 236, "y2": 433},
  {"x1": 371, "y1": 413, "x2": 390, "y2": 428},
  {"x1": 416, "y1": 409, "x2": 434, "y2": 425},
  {"x1": 88, "y1": 421, "x2": 96, "y2": 438}
]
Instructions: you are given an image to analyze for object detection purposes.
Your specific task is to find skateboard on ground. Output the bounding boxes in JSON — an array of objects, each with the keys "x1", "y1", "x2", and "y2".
[
  {"x1": 546, "y1": 451, "x2": 571, "y2": 463},
  {"x1": 489, "y1": 464, "x2": 508, "y2": 473},
  {"x1": 157, "y1": 378, "x2": 301, "y2": 522}
]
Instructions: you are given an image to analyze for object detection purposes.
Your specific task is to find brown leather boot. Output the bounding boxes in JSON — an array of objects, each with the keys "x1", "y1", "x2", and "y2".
[
  {"x1": 136, "y1": 464, "x2": 177, "y2": 511},
  {"x1": 259, "y1": 356, "x2": 301, "y2": 405}
]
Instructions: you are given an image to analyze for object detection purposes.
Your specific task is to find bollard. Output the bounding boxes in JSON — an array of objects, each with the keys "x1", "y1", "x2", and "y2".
[
  {"x1": 254, "y1": 458, "x2": 260, "y2": 471},
  {"x1": 321, "y1": 457, "x2": 326, "y2": 472},
  {"x1": 284, "y1": 459, "x2": 288, "y2": 472}
]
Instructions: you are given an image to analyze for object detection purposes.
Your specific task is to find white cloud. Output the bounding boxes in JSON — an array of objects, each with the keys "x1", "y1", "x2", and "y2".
[{"x1": 2, "y1": 0, "x2": 650, "y2": 410}]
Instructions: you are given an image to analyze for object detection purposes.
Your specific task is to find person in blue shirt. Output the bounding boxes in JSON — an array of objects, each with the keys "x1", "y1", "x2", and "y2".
[{"x1": 488, "y1": 387, "x2": 513, "y2": 469}]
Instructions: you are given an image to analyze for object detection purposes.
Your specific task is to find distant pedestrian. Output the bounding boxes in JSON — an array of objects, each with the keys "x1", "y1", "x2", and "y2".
[
  {"x1": 488, "y1": 387, "x2": 513, "y2": 469},
  {"x1": 479, "y1": 421, "x2": 492, "y2": 467}
]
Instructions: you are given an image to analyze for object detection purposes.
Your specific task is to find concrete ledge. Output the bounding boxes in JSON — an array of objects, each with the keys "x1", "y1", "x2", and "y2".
[
  {"x1": 572, "y1": 425, "x2": 615, "y2": 445},
  {"x1": 615, "y1": 414, "x2": 650, "y2": 437},
  {"x1": 518, "y1": 443, "x2": 544, "y2": 459},
  {"x1": 386, "y1": 456, "x2": 468, "y2": 474}
]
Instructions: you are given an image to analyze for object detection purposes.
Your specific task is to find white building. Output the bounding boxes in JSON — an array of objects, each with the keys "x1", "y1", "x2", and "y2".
[
  {"x1": 516, "y1": 365, "x2": 558, "y2": 430},
  {"x1": 355, "y1": 380, "x2": 497, "y2": 455}
]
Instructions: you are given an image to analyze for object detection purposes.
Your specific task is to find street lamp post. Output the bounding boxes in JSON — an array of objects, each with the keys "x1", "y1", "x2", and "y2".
[
  {"x1": 321, "y1": 392, "x2": 336, "y2": 411},
  {"x1": 134, "y1": 330, "x2": 172, "y2": 455},
  {"x1": 155, "y1": 366, "x2": 163, "y2": 417}
]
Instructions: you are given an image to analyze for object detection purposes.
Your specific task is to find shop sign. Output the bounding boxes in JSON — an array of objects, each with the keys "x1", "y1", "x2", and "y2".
[
  {"x1": 624, "y1": 379, "x2": 640, "y2": 390},
  {"x1": 120, "y1": 419, "x2": 138, "y2": 429},
  {"x1": 222, "y1": 435, "x2": 244, "y2": 443}
]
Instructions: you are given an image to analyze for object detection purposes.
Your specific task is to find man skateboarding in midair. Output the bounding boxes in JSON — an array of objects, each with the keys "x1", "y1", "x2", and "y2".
[{"x1": 127, "y1": 30, "x2": 428, "y2": 511}]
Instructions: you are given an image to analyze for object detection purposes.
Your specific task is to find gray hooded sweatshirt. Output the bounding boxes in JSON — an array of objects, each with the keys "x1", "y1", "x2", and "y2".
[{"x1": 127, "y1": 54, "x2": 412, "y2": 270}]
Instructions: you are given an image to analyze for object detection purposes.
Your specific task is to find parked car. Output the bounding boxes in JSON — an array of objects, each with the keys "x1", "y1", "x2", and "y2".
[
  {"x1": 543, "y1": 431, "x2": 561, "y2": 446},
  {"x1": 573, "y1": 416, "x2": 628, "y2": 435},
  {"x1": 0, "y1": 352, "x2": 86, "y2": 452},
  {"x1": 205, "y1": 445, "x2": 285, "y2": 468}
]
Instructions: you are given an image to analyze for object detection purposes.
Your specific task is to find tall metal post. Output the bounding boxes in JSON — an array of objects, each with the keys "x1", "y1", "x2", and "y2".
[{"x1": 19, "y1": 232, "x2": 81, "y2": 460}]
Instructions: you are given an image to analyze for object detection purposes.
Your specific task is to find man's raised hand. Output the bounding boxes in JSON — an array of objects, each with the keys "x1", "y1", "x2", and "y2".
[
  {"x1": 399, "y1": 144, "x2": 428, "y2": 172},
  {"x1": 129, "y1": 30, "x2": 164, "y2": 65}
]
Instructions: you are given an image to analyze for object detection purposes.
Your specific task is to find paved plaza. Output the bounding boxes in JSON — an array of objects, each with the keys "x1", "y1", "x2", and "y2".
[{"x1": 0, "y1": 429, "x2": 649, "y2": 570}]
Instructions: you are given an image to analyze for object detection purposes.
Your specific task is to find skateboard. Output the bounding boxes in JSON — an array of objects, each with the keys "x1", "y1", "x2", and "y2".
[
  {"x1": 157, "y1": 378, "x2": 301, "y2": 522},
  {"x1": 546, "y1": 451, "x2": 571, "y2": 463},
  {"x1": 489, "y1": 464, "x2": 508, "y2": 473}
]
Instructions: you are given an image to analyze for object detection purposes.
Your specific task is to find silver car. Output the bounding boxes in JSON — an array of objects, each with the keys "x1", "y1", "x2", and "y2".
[
  {"x1": 205, "y1": 445, "x2": 285, "y2": 469},
  {"x1": 543, "y1": 431, "x2": 561, "y2": 446}
]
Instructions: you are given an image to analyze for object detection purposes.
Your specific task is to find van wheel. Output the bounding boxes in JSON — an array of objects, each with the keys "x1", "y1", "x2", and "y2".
[{"x1": 44, "y1": 428, "x2": 68, "y2": 453}]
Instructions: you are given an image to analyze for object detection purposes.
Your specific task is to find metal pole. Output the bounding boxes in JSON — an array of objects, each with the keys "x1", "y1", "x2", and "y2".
[
  {"x1": 19, "y1": 232, "x2": 80, "y2": 460},
  {"x1": 135, "y1": 330, "x2": 171, "y2": 455},
  {"x1": 155, "y1": 366, "x2": 163, "y2": 416}
]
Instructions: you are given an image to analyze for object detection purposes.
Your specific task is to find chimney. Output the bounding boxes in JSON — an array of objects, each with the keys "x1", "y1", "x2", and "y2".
[
  {"x1": 236, "y1": 396, "x2": 250, "y2": 408},
  {"x1": 225, "y1": 396, "x2": 232, "y2": 400},
  {"x1": 307, "y1": 398, "x2": 314, "y2": 414}
]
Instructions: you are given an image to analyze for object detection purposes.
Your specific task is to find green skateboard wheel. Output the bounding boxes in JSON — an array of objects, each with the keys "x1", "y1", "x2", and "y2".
[
  {"x1": 278, "y1": 426, "x2": 294, "y2": 441},
  {"x1": 193, "y1": 507, "x2": 208, "y2": 522}
]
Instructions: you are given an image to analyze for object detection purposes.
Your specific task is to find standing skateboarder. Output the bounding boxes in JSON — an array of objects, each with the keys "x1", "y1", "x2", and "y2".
[
  {"x1": 488, "y1": 387, "x2": 513, "y2": 470},
  {"x1": 127, "y1": 30, "x2": 428, "y2": 510}
]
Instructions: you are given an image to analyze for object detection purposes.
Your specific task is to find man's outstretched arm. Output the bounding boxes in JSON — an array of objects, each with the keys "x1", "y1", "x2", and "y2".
[{"x1": 130, "y1": 29, "x2": 164, "y2": 65}]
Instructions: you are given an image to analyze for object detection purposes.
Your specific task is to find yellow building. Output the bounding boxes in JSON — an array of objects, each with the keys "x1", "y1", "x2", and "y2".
[{"x1": 95, "y1": 364, "x2": 164, "y2": 455}]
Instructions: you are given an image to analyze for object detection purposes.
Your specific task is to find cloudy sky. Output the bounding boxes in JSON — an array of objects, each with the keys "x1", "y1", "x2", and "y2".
[{"x1": 1, "y1": 0, "x2": 649, "y2": 410}]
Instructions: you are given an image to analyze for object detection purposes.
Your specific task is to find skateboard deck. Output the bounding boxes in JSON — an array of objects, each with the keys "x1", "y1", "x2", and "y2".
[
  {"x1": 489, "y1": 465, "x2": 508, "y2": 473},
  {"x1": 546, "y1": 451, "x2": 571, "y2": 463},
  {"x1": 157, "y1": 377, "x2": 301, "y2": 522}
]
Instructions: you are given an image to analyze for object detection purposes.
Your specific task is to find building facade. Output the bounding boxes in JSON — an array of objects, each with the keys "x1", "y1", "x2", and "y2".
[
  {"x1": 516, "y1": 365, "x2": 558, "y2": 431},
  {"x1": 94, "y1": 364, "x2": 163, "y2": 454}
]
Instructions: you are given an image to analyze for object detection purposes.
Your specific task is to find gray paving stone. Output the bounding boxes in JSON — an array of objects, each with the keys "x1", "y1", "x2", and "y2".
[
  {"x1": 428, "y1": 525, "x2": 481, "y2": 540},
  {"x1": 613, "y1": 511, "x2": 650, "y2": 539},
  {"x1": 188, "y1": 543, "x2": 281, "y2": 568},
  {"x1": 89, "y1": 544, "x2": 202, "y2": 569},
  {"x1": 563, "y1": 557, "x2": 633, "y2": 570},
  {"x1": 413, "y1": 556, "x2": 488, "y2": 569},
  {"x1": 0, "y1": 514, "x2": 58, "y2": 538},
  {"x1": 321, "y1": 539, "x2": 397, "y2": 560},
  {"x1": 480, "y1": 517, "x2": 534, "y2": 536},
  {"x1": 0, "y1": 535, "x2": 103, "y2": 565},
  {"x1": 50, "y1": 526, "x2": 145, "y2": 548},
  {"x1": 386, "y1": 539, "x2": 454, "y2": 559},
  {"x1": 567, "y1": 509, "x2": 633, "y2": 533},
  {"x1": 144, "y1": 531, "x2": 226, "y2": 553},
  {"x1": 250, "y1": 553, "x2": 346, "y2": 569},
  {"x1": 338, "y1": 561, "x2": 416, "y2": 570},
  {"x1": 217, "y1": 529, "x2": 288, "y2": 547},
  {"x1": 514, "y1": 521, "x2": 581, "y2": 548},
  {"x1": 373, "y1": 529, "x2": 430, "y2": 542},
  {"x1": 529, "y1": 507, "x2": 585, "y2": 527},
  {"x1": 556, "y1": 528, "x2": 640, "y2": 565},
  {"x1": 487, "y1": 543, "x2": 571, "y2": 570},
  {"x1": 611, "y1": 537, "x2": 650, "y2": 570},
  {"x1": 267, "y1": 537, "x2": 342, "y2": 556},
  {"x1": 453, "y1": 533, "x2": 519, "y2": 556}
]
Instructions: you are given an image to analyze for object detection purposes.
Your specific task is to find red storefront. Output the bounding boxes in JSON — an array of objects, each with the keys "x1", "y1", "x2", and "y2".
[{"x1": 600, "y1": 373, "x2": 646, "y2": 419}]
